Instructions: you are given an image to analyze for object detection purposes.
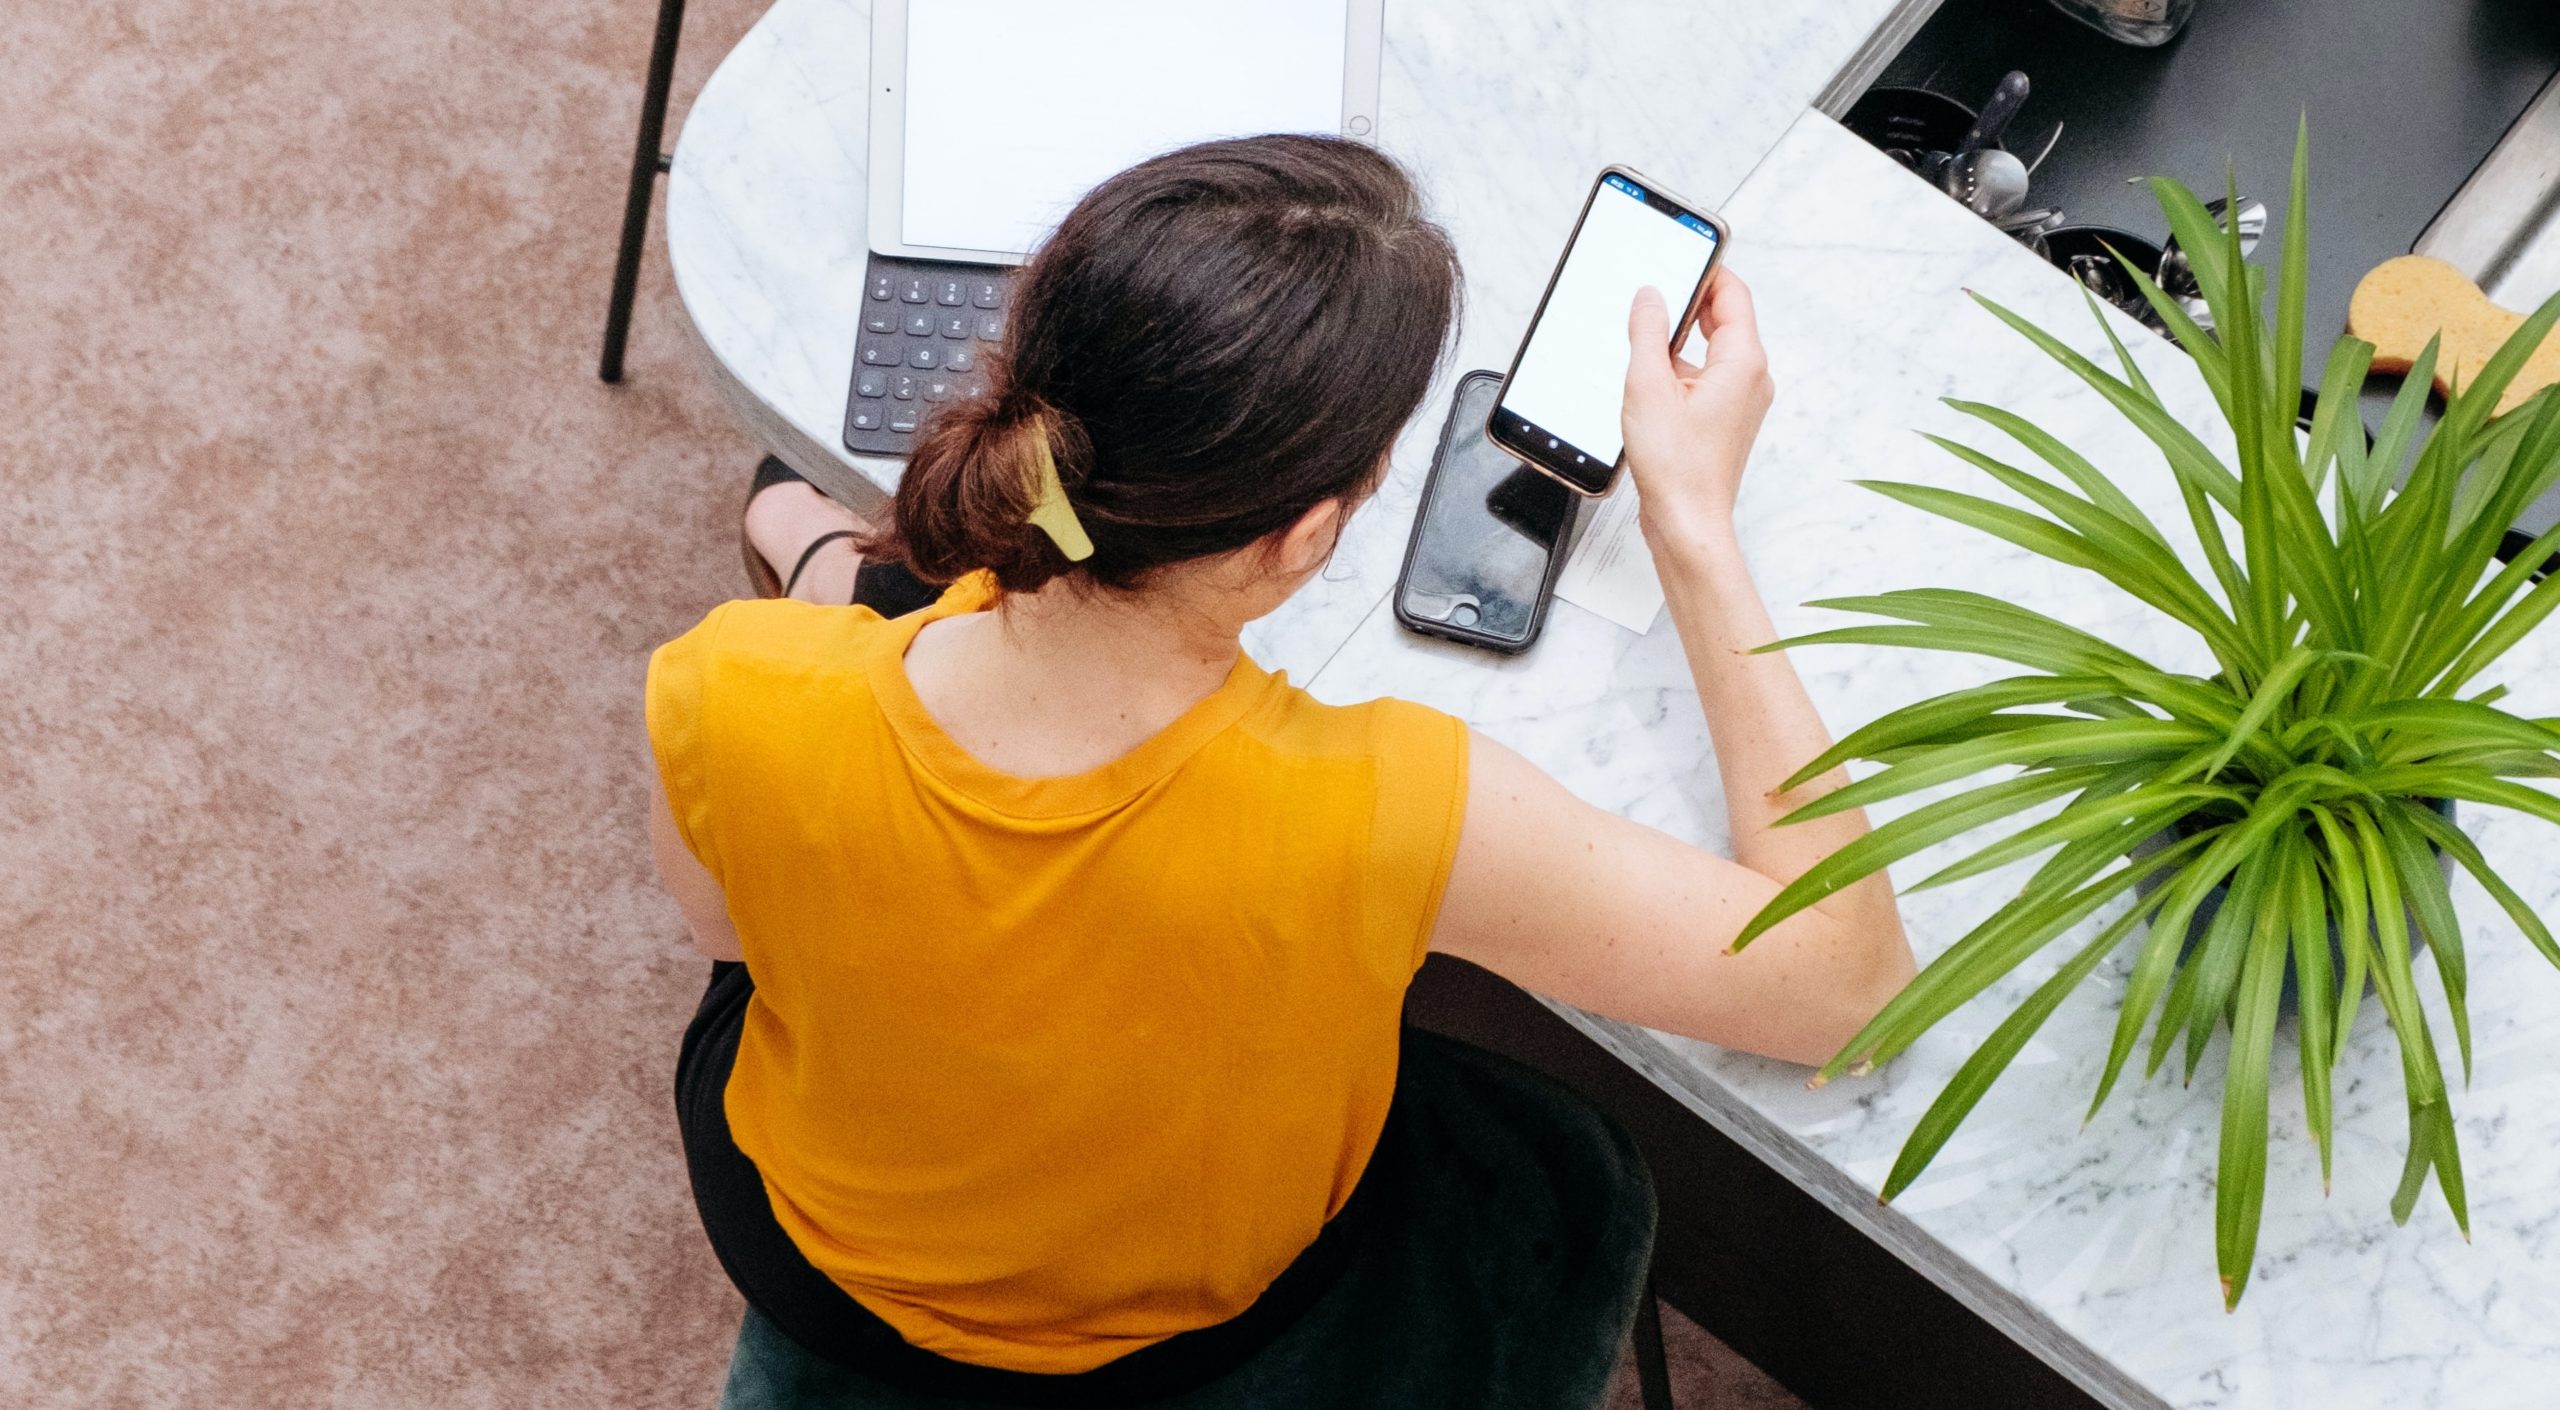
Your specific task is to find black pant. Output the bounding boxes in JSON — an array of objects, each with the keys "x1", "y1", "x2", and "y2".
[{"x1": 676, "y1": 963, "x2": 1656, "y2": 1409}]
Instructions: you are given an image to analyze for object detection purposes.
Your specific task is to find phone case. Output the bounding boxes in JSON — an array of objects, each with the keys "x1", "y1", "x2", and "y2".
[{"x1": 1393, "y1": 370, "x2": 1574, "y2": 655}]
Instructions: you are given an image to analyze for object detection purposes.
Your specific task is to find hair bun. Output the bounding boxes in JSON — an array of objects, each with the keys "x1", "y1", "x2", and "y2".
[{"x1": 862, "y1": 394, "x2": 1089, "y2": 592}]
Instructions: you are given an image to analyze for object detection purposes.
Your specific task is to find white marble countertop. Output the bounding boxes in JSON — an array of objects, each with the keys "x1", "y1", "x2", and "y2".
[
  {"x1": 665, "y1": 4, "x2": 2560, "y2": 1406},
  {"x1": 1308, "y1": 112, "x2": 2560, "y2": 1410},
  {"x1": 665, "y1": 0, "x2": 1902, "y2": 677}
]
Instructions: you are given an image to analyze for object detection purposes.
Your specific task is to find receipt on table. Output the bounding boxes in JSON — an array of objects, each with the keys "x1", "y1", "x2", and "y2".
[{"x1": 1553, "y1": 476, "x2": 1663, "y2": 633}]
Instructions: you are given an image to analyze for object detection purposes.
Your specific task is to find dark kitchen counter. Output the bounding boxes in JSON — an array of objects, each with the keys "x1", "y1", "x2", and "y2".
[{"x1": 1870, "y1": 0, "x2": 2560, "y2": 397}]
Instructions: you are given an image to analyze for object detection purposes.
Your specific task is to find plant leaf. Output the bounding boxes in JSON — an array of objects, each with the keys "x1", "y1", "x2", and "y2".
[
  {"x1": 2216, "y1": 834, "x2": 2293, "y2": 1307},
  {"x1": 1943, "y1": 398, "x2": 2164, "y2": 539},
  {"x1": 2358, "y1": 337, "x2": 2440, "y2": 515},
  {"x1": 2307, "y1": 806, "x2": 2374, "y2": 1068},
  {"x1": 2396, "y1": 801, "x2": 2560, "y2": 970},
  {"x1": 2303, "y1": 336, "x2": 2375, "y2": 497},
  {"x1": 1879, "y1": 890, "x2": 2166, "y2": 1202},
  {"x1": 2284, "y1": 826, "x2": 2337, "y2": 1188},
  {"x1": 2379, "y1": 803, "x2": 2470, "y2": 1080},
  {"x1": 1821, "y1": 831, "x2": 2211, "y2": 1080},
  {"x1": 1779, "y1": 675, "x2": 2133, "y2": 789},
  {"x1": 2203, "y1": 645, "x2": 2324, "y2": 779},
  {"x1": 1725, "y1": 768, "x2": 2107, "y2": 953},
  {"x1": 1970, "y1": 291, "x2": 2244, "y2": 510},
  {"x1": 1904, "y1": 780, "x2": 2237, "y2": 892},
  {"x1": 1772, "y1": 719, "x2": 2215, "y2": 828}
]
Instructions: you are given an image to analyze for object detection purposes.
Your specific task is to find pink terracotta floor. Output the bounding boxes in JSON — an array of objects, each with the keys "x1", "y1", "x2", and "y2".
[{"x1": 1, "y1": 1, "x2": 1805, "y2": 1404}]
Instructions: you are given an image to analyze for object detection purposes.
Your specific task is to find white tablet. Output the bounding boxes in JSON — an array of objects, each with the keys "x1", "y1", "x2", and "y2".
[{"x1": 867, "y1": 0, "x2": 1386, "y2": 266}]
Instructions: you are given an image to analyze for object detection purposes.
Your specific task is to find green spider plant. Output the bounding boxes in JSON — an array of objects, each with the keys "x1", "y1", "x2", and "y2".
[{"x1": 1735, "y1": 123, "x2": 2560, "y2": 1307}]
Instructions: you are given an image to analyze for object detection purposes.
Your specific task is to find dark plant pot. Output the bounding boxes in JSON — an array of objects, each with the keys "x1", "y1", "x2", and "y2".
[{"x1": 2134, "y1": 799, "x2": 2455, "y2": 1016}]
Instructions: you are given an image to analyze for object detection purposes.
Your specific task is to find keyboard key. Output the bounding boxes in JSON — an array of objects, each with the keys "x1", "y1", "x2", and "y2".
[
  {"x1": 865, "y1": 308, "x2": 898, "y2": 334},
  {"x1": 888, "y1": 406, "x2": 920, "y2": 434},
  {"x1": 970, "y1": 279, "x2": 1003, "y2": 309},
  {"x1": 961, "y1": 378, "x2": 986, "y2": 399},
  {"x1": 860, "y1": 343, "x2": 903, "y2": 366},
  {"x1": 901, "y1": 277, "x2": 930, "y2": 303},
  {"x1": 850, "y1": 405, "x2": 884, "y2": 431},
  {"x1": 869, "y1": 273, "x2": 894, "y2": 301},
  {"x1": 857, "y1": 370, "x2": 888, "y2": 398},
  {"x1": 892, "y1": 373, "x2": 917, "y2": 400},
  {"x1": 976, "y1": 313, "x2": 1004, "y2": 341},
  {"x1": 923, "y1": 378, "x2": 952, "y2": 402},
  {"x1": 936, "y1": 279, "x2": 966, "y2": 306},
  {"x1": 908, "y1": 345, "x2": 939, "y2": 369},
  {"x1": 904, "y1": 310, "x2": 935, "y2": 337},
  {"x1": 943, "y1": 346, "x2": 974, "y2": 373},
  {"x1": 940, "y1": 313, "x2": 971, "y2": 339}
]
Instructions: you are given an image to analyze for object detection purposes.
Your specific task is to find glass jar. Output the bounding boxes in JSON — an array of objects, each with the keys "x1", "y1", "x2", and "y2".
[{"x1": 2046, "y1": 0, "x2": 2197, "y2": 47}]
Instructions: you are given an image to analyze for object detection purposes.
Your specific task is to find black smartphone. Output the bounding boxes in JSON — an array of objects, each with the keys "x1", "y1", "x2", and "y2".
[
  {"x1": 1488, "y1": 166, "x2": 1729, "y2": 497},
  {"x1": 1395, "y1": 370, "x2": 1578, "y2": 653}
]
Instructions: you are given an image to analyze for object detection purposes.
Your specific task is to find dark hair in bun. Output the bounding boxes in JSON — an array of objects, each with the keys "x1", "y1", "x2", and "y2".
[{"x1": 865, "y1": 133, "x2": 1460, "y2": 593}]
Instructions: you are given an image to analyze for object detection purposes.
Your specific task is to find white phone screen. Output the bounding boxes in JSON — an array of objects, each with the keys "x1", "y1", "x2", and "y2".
[{"x1": 1497, "y1": 174, "x2": 1719, "y2": 471}]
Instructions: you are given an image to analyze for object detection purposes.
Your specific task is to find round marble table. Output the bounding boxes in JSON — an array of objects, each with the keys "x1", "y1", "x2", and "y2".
[{"x1": 663, "y1": 0, "x2": 1899, "y2": 525}]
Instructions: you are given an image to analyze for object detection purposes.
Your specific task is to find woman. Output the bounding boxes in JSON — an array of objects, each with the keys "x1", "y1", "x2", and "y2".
[{"x1": 649, "y1": 136, "x2": 1910, "y2": 1407}]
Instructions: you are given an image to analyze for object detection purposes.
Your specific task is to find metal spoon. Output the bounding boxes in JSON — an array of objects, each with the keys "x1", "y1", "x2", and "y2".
[
  {"x1": 1946, "y1": 147, "x2": 2032, "y2": 220},
  {"x1": 2154, "y1": 195, "x2": 2269, "y2": 331},
  {"x1": 2069, "y1": 251, "x2": 2136, "y2": 310},
  {"x1": 1939, "y1": 72, "x2": 2033, "y2": 219}
]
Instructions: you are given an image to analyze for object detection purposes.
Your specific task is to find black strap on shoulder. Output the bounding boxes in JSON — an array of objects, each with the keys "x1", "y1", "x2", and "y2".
[{"x1": 782, "y1": 530, "x2": 860, "y2": 599}]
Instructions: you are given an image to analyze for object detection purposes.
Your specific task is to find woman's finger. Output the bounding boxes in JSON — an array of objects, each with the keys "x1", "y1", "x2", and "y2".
[
  {"x1": 1695, "y1": 268, "x2": 1765, "y2": 373},
  {"x1": 1623, "y1": 285, "x2": 1678, "y2": 411}
]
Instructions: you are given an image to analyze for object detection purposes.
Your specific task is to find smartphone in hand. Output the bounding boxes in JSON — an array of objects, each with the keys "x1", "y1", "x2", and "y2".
[
  {"x1": 1395, "y1": 370, "x2": 1578, "y2": 654},
  {"x1": 1489, "y1": 166, "x2": 1729, "y2": 497}
]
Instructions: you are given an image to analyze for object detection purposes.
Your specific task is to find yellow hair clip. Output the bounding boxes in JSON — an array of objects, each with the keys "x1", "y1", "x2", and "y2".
[{"x1": 1023, "y1": 419, "x2": 1095, "y2": 562}]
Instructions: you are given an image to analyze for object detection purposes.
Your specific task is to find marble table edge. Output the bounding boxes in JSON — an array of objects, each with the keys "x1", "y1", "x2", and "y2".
[
  {"x1": 1549, "y1": 1001, "x2": 2172, "y2": 1410},
  {"x1": 678, "y1": 308, "x2": 893, "y2": 520}
]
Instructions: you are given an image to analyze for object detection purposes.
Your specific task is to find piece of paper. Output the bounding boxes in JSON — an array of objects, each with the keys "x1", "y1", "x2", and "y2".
[{"x1": 1553, "y1": 477, "x2": 1664, "y2": 633}]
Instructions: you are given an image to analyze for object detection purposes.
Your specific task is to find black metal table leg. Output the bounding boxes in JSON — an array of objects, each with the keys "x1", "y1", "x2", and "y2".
[
  {"x1": 1634, "y1": 1270, "x2": 1677, "y2": 1410},
  {"x1": 599, "y1": 0, "x2": 688, "y2": 384}
]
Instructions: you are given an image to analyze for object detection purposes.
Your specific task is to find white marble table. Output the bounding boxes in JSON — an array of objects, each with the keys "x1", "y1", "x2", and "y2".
[
  {"x1": 665, "y1": 5, "x2": 2560, "y2": 1406},
  {"x1": 666, "y1": 0, "x2": 1902, "y2": 679}
]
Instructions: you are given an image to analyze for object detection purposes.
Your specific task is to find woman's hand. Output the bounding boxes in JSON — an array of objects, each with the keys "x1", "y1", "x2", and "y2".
[
  {"x1": 1620, "y1": 269, "x2": 1775, "y2": 546},
  {"x1": 1429, "y1": 264, "x2": 1911, "y2": 1065}
]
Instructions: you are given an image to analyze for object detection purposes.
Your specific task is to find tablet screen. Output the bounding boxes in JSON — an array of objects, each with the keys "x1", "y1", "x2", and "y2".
[{"x1": 900, "y1": 0, "x2": 1350, "y2": 256}]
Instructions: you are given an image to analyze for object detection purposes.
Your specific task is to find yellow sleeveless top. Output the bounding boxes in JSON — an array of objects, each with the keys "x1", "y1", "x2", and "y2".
[{"x1": 645, "y1": 578, "x2": 1469, "y2": 1373}]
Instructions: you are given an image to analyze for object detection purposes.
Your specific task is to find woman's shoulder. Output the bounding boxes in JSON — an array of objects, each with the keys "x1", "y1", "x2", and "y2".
[
  {"x1": 684, "y1": 596, "x2": 893, "y2": 654},
  {"x1": 1234, "y1": 675, "x2": 1469, "y2": 769},
  {"x1": 647, "y1": 598, "x2": 899, "y2": 739}
]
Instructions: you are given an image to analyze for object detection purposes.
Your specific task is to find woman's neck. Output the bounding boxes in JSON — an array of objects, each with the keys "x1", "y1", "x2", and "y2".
[
  {"x1": 1000, "y1": 576, "x2": 1243, "y2": 691},
  {"x1": 900, "y1": 573, "x2": 1249, "y2": 779}
]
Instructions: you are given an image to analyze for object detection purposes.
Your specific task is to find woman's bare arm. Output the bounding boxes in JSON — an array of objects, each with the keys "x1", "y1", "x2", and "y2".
[
  {"x1": 649, "y1": 771, "x2": 744, "y2": 962},
  {"x1": 1429, "y1": 271, "x2": 1912, "y2": 1066}
]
